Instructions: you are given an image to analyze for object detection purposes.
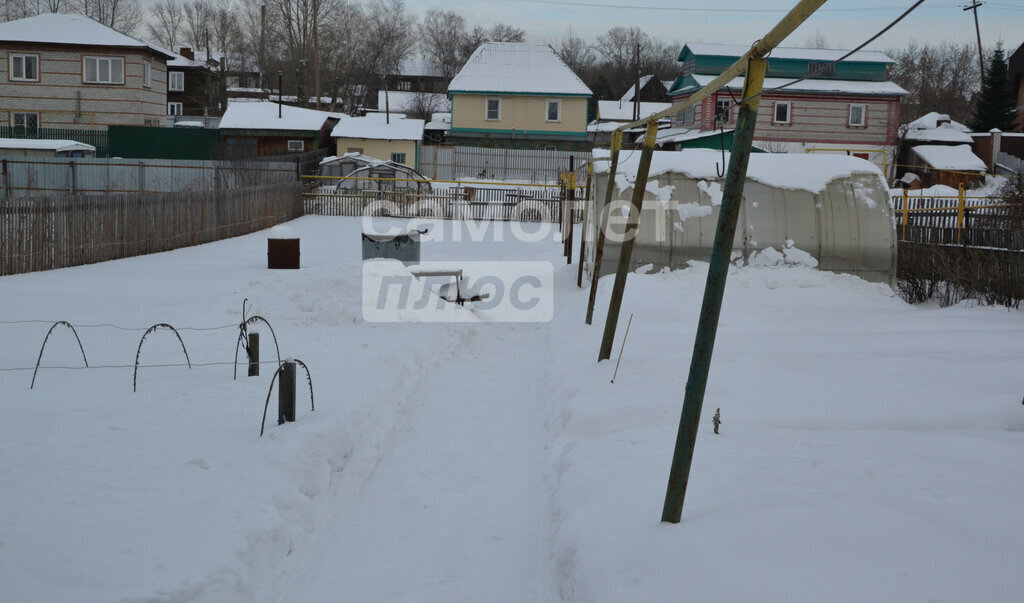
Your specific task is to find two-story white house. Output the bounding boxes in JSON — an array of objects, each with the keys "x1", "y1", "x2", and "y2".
[{"x1": 0, "y1": 13, "x2": 173, "y2": 131}]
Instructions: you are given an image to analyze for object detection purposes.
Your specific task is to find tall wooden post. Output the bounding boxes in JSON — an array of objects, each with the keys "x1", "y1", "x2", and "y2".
[
  {"x1": 585, "y1": 130, "x2": 622, "y2": 325},
  {"x1": 278, "y1": 361, "x2": 296, "y2": 424},
  {"x1": 566, "y1": 156, "x2": 575, "y2": 264},
  {"x1": 661, "y1": 57, "x2": 768, "y2": 524},
  {"x1": 598, "y1": 120, "x2": 659, "y2": 361},
  {"x1": 248, "y1": 332, "x2": 260, "y2": 377},
  {"x1": 577, "y1": 163, "x2": 593, "y2": 288}
]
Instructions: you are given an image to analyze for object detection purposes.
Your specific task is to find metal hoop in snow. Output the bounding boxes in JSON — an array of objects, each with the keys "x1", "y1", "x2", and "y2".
[
  {"x1": 133, "y1": 323, "x2": 191, "y2": 392},
  {"x1": 260, "y1": 359, "x2": 315, "y2": 437},
  {"x1": 233, "y1": 315, "x2": 281, "y2": 380},
  {"x1": 30, "y1": 321, "x2": 89, "y2": 389}
]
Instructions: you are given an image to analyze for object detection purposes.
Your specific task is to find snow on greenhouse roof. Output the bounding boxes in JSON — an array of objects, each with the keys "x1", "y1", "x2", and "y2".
[
  {"x1": 683, "y1": 42, "x2": 893, "y2": 64},
  {"x1": 0, "y1": 13, "x2": 173, "y2": 58},
  {"x1": 219, "y1": 101, "x2": 341, "y2": 131},
  {"x1": 448, "y1": 43, "x2": 592, "y2": 96},
  {"x1": 594, "y1": 148, "x2": 885, "y2": 195},
  {"x1": 332, "y1": 113, "x2": 425, "y2": 140},
  {"x1": 911, "y1": 145, "x2": 987, "y2": 172},
  {"x1": 679, "y1": 74, "x2": 907, "y2": 97}
]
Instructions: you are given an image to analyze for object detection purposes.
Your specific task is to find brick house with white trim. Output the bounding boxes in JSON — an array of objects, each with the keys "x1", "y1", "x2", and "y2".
[
  {"x1": 0, "y1": 13, "x2": 174, "y2": 131},
  {"x1": 668, "y1": 43, "x2": 907, "y2": 177}
]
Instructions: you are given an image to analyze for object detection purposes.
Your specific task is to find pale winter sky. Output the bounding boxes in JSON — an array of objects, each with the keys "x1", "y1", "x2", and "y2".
[{"x1": 404, "y1": 0, "x2": 1024, "y2": 55}]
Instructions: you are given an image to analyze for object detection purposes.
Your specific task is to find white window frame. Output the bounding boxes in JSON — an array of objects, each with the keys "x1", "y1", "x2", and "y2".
[
  {"x1": 715, "y1": 98, "x2": 732, "y2": 124},
  {"x1": 287, "y1": 140, "x2": 305, "y2": 152},
  {"x1": 10, "y1": 54, "x2": 39, "y2": 82},
  {"x1": 143, "y1": 62, "x2": 151, "y2": 88},
  {"x1": 848, "y1": 103, "x2": 867, "y2": 127},
  {"x1": 546, "y1": 99, "x2": 561, "y2": 122},
  {"x1": 168, "y1": 71, "x2": 184, "y2": 92},
  {"x1": 773, "y1": 101, "x2": 792, "y2": 125},
  {"x1": 391, "y1": 152, "x2": 406, "y2": 164},
  {"x1": 485, "y1": 97, "x2": 501, "y2": 121},
  {"x1": 11, "y1": 112, "x2": 39, "y2": 129},
  {"x1": 167, "y1": 102, "x2": 183, "y2": 116},
  {"x1": 83, "y1": 56, "x2": 124, "y2": 84}
]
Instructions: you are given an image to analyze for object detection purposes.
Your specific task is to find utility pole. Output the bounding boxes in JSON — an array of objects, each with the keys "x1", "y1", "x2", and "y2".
[
  {"x1": 633, "y1": 43, "x2": 641, "y2": 121},
  {"x1": 964, "y1": 1, "x2": 985, "y2": 81}
]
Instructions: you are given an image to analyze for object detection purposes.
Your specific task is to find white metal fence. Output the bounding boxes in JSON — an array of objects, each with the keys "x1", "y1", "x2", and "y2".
[
  {"x1": 0, "y1": 157, "x2": 298, "y2": 197},
  {"x1": 419, "y1": 145, "x2": 591, "y2": 183}
]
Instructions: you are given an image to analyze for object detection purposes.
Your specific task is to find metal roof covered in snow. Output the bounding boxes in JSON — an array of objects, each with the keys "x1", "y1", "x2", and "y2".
[
  {"x1": 911, "y1": 145, "x2": 987, "y2": 172},
  {"x1": 332, "y1": 113, "x2": 425, "y2": 140},
  {"x1": 219, "y1": 101, "x2": 341, "y2": 132},
  {"x1": 671, "y1": 73, "x2": 908, "y2": 97},
  {"x1": 682, "y1": 42, "x2": 893, "y2": 64},
  {"x1": 0, "y1": 13, "x2": 174, "y2": 58},
  {"x1": 448, "y1": 43, "x2": 592, "y2": 96}
]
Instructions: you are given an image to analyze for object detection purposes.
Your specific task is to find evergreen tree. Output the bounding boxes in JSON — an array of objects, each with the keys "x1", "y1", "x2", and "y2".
[{"x1": 969, "y1": 46, "x2": 1015, "y2": 132}]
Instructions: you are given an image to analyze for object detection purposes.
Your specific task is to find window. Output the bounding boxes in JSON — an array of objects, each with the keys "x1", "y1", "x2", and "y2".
[
  {"x1": 347, "y1": 147, "x2": 363, "y2": 154},
  {"x1": 143, "y1": 62, "x2": 151, "y2": 88},
  {"x1": 391, "y1": 152, "x2": 406, "y2": 164},
  {"x1": 486, "y1": 98, "x2": 501, "y2": 121},
  {"x1": 849, "y1": 104, "x2": 866, "y2": 127},
  {"x1": 546, "y1": 99, "x2": 561, "y2": 122},
  {"x1": 168, "y1": 71, "x2": 184, "y2": 92},
  {"x1": 683, "y1": 105, "x2": 696, "y2": 126},
  {"x1": 167, "y1": 102, "x2": 183, "y2": 116},
  {"x1": 287, "y1": 140, "x2": 305, "y2": 152},
  {"x1": 10, "y1": 54, "x2": 39, "y2": 82},
  {"x1": 773, "y1": 101, "x2": 791, "y2": 125},
  {"x1": 543, "y1": 145, "x2": 557, "y2": 151},
  {"x1": 396, "y1": 80, "x2": 411, "y2": 91},
  {"x1": 11, "y1": 112, "x2": 38, "y2": 130},
  {"x1": 715, "y1": 98, "x2": 732, "y2": 124},
  {"x1": 83, "y1": 56, "x2": 124, "y2": 84},
  {"x1": 806, "y1": 62, "x2": 835, "y2": 77}
]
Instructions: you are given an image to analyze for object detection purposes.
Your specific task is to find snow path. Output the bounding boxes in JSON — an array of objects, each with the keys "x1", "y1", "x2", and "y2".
[{"x1": 277, "y1": 325, "x2": 557, "y2": 602}]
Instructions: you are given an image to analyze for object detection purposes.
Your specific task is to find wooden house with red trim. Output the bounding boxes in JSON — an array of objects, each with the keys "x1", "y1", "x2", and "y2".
[{"x1": 667, "y1": 43, "x2": 907, "y2": 177}]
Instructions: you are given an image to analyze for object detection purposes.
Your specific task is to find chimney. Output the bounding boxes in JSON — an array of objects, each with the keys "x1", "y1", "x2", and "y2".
[{"x1": 179, "y1": 47, "x2": 195, "y2": 61}]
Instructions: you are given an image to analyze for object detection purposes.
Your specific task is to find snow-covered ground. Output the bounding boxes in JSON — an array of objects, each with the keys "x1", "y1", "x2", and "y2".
[{"x1": 2, "y1": 216, "x2": 1023, "y2": 602}]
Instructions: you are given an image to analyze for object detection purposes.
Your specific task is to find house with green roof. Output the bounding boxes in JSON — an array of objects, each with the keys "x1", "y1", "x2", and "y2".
[
  {"x1": 667, "y1": 43, "x2": 908, "y2": 177},
  {"x1": 447, "y1": 43, "x2": 593, "y2": 151}
]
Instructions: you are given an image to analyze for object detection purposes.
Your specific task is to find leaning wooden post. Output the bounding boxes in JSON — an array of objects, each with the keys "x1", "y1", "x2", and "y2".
[
  {"x1": 566, "y1": 158, "x2": 575, "y2": 264},
  {"x1": 902, "y1": 187, "x2": 909, "y2": 241},
  {"x1": 598, "y1": 120, "x2": 659, "y2": 361},
  {"x1": 661, "y1": 56, "x2": 768, "y2": 524},
  {"x1": 577, "y1": 162, "x2": 594, "y2": 288},
  {"x1": 585, "y1": 130, "x2": 623, "y2": 325}
]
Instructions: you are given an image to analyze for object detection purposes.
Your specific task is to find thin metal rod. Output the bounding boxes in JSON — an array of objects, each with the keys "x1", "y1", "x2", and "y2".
[
  {"x1": 585, "y1": 130, "x2": 622, "y2": 325},
  {"x1": 598, "y1": 120, "x2": 659, "y2": 361},
  {"x1": 611, "y1": 313, "x2": 634, "y2": 384},
  {"x1": 661, "y1": 57, "x2": 769, "y2": 524}
]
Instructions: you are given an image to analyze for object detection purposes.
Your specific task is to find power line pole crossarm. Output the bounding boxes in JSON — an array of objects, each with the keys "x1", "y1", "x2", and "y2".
[{"x1": 964, "y1": 2, "x2": 986, "y2": 81}]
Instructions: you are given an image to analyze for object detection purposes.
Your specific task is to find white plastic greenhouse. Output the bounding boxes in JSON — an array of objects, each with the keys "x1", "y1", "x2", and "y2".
[{"x1": 587, "y1": 149, "x2": 897, "y2": 284}]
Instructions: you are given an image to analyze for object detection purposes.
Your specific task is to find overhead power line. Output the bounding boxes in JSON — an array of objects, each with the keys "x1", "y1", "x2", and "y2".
[{"x1": 501, "y1": 0, "x2": 963, "y2": 13}]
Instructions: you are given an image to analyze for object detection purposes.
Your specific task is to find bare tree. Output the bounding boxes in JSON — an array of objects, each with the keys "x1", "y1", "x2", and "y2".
[
  {"x1": 319, "y1": 0, "x2": 365, "y2": 110},
  {"x1": 2, "y1": 0, "x2": 65, "y2": 21},
  {"x1": 593, "y1": 26, "x2": 676, "y2": 97},
  {"x1": 419, "y1": 9, "x2": 467, "y2": 80},
  {"x1": 147, "y1": 0, "x2": 184, "y2": 50},
  {"x1": 182, "y1": 0, "x2": 211, "y2": 50},
  {"x1": 360, "y1": 0, "x2": 416, "y2": 108},
  {"x1": 488, "y1": 23, "x2": 524, "y2": 43},
  {"x1": 405, "y1": 92, "x2": 443, "y2": 120},
  {"x1": 73, "y1": 0, "x2": 144, "y2": 32},
  {"x1": 887, "y1": 41, "x2": 979, "y2": 124},
  {"x1": 805, "y1": 31, "x2": 830, "y2": 49}
]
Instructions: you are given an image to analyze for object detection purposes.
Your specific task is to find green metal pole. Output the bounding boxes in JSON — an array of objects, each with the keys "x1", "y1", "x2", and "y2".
[
  {"x1": 662, "y1": 57, "x2": 768, "y2": 524},
  {"x1": 598, "y1": 120, "x2": 659, "y2": 361},
  {"x1": 585, "y1": 130, "x2": 622, "y2": 325}
]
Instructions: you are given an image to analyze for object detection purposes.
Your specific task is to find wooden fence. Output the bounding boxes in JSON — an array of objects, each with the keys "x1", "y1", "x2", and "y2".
[
  {"x1": 1, "y1": 181, "x2": 301, "y2": 276},
  {"x1": 893, "y1": 189, "x2": 1022, "y2": 250}
]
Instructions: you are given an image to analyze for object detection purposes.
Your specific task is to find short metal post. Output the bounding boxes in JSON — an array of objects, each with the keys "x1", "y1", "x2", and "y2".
[
  {"x1": 278, "y1": 361, "x2": 296, "y2": 424},
  {"x1": 248, "y1": 332, "x2": 260, "y2": 376}
]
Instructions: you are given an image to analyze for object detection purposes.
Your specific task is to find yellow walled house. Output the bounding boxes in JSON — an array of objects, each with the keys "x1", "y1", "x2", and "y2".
[
  {"x1": 332, "y1": 113, "x2": 425, "y2": 169},
  {"x1": 447, "y1": 43, "x2": 593, "y2": 151}
]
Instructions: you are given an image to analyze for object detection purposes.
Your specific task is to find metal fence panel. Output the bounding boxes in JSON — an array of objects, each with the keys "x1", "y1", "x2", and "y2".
[
  {"x1": 0, "y1": 157, "x2": 297, "y2": 197},
  {"x1": 419, "y1": 145, "x2": 591, "y2": 183}
]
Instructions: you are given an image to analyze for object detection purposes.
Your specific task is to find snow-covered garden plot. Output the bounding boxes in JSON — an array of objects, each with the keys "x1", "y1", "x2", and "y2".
[{"x1": 1, "y1": 216, "x2": 1023, "y2": 602}]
